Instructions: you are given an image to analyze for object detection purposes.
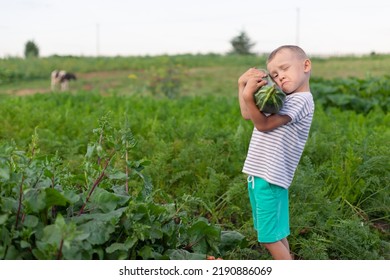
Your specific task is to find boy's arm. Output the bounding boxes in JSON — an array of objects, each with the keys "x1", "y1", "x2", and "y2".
[
  {"x1": 238, "y1": 68, "x2": 266, "y2": 120},
  {"x1": 238, "y1": 82, "x2": 250, "y2": 119},
  {"x1": 243, "y1": 77, "x2": 291, "y2": 132}
]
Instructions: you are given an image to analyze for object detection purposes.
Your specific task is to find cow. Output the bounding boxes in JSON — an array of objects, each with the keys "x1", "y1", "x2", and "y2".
[{"x1": 51, "y1": 70, "x2": 77, "y2": 91}]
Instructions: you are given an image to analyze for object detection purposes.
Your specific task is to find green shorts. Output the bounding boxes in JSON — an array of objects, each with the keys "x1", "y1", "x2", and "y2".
[{"x1": 247, "y1": 176, "x2": 290, "y2": 243}]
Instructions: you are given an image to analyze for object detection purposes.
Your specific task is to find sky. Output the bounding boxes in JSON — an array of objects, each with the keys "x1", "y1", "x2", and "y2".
[{"x1": 1, "y1": 0, "x2": 389, "y2": 57}]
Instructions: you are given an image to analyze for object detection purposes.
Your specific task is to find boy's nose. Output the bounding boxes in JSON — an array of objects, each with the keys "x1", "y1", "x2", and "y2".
[{"x1": 278, "y1": 75, "x2": 285, "y2": 82}]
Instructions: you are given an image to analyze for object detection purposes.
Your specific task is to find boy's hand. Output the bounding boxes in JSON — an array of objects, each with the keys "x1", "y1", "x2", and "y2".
[
  {"x1": 243, "y1": 77, "x2": 268, "y2": 103},
  {"x1": 238, "y1": 68, "x2": 267, "y2": 87},
  {"x1": 238, "y1": 67, "x2": 268, "y2": 120}
]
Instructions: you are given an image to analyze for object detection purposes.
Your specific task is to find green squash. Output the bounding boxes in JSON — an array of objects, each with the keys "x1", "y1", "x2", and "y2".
[{"x1": 254, "y1": 83, "x2": 286, "y2": 114}]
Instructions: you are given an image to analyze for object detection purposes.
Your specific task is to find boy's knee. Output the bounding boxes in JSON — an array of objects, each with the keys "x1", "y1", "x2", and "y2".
[
  {"x1": 261, "y1": 242, "x2": 275, "y2": 250},
  {"x1": 260, "y1": 240, "x2": 285, "y2": 251},
  {"x1": 260, "y1": 241, "x2": 292, "y2": 260}
]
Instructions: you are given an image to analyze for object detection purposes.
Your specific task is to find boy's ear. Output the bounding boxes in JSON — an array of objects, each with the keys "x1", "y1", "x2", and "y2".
[{"x1": 303, "y1": 59, "x2": 311, "y2": 73}]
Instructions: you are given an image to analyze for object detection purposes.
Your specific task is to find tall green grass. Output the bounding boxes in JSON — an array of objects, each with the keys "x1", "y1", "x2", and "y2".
[
  {"x1": 0, "y1": 90, "x2": 388, "y2": 259},
  {"x1": 0, "y1": 54, "x2": 389, "y2": 259}
]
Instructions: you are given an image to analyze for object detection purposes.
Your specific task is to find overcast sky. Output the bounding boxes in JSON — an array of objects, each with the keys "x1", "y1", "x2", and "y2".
[{"x1": 1, "y1": 0, "x2": 389, "y2": 57}]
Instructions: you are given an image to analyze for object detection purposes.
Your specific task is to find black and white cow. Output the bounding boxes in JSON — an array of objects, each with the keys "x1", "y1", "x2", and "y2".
[{"x1": 51, "y1": 70, "x2": 77, "y2": 91}]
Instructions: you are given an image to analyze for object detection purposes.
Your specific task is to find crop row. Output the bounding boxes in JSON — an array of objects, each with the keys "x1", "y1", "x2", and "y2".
[{"x1": 0, "y1": 90, "x2": 388, "y2": 259}]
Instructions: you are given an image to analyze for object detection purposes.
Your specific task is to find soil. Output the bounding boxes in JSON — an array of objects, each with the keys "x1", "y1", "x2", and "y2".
[{"x1": 2, "y1": 70, "x2": 128, "y2": 96}]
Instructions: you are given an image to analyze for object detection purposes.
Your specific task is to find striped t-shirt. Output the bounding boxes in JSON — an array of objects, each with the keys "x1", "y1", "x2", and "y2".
[{"x1": 242, "y1": 92, "x2": 314, "y2": 189}]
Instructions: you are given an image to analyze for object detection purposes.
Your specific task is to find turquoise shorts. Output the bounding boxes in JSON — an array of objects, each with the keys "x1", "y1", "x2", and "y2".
[{"x1": 247, "y1": 176, "x2": 290, "y2": 243}]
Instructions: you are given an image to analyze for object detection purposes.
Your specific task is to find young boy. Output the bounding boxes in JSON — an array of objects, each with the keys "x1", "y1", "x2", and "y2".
[{"x1": 238, "y1": 45, "x2": 314, "y2": 260}]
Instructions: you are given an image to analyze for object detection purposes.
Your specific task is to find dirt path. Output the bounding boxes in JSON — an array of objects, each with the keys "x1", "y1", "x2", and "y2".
[
  {"x1": 2, "y1": 70, "x2": 130, "y2": 96},
  {"x1": 7, "y1": 88, "x2": 51, "y2": 96}
]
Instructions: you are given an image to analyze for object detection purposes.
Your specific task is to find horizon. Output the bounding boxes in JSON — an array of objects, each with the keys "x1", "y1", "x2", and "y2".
[{"x1": 1, "y1": 50, "x2": 388, "y2": 59}]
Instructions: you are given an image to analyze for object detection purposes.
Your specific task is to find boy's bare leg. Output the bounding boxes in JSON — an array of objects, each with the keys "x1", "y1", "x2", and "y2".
[
  {"x1": 280, "y1": 238, "x2": 290, "y2": 251},
  {"x1": 262, "y1": 240, "x2": 292, "y2": 260},
  {"x1": 280, "y1": 238, "x2": 294, "y2": 259}
]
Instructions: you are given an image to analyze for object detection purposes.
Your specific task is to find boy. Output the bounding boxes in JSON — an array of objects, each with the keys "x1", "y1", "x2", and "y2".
[{"x1": 238, "y1": 45, "x2": 314, "y2": 260}]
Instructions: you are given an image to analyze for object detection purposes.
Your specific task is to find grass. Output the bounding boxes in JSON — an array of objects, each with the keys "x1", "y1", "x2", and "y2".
[
  {"x1": 310, "y1": 54, "x2": 390, "y2": 78},
  {"x1": 0, "y1": 54, "x2": 389, "y2": 259},
  {"x1": 2, "y1": 53, "x2": 390, "y2": 95}
]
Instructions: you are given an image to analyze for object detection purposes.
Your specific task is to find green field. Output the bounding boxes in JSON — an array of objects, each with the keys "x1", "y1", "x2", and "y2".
[{"x1": 0, "y1": 54, "x2": 389, "y2": 260}]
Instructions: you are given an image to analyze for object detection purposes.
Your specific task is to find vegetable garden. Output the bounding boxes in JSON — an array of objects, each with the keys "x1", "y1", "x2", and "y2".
[{"x1": 0, "y1": 54, "x2": 389, "y2": 259}]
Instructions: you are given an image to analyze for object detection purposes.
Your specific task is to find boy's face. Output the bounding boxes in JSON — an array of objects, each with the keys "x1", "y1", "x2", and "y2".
[{"x1": 267, "y1": 49, "x2": 311, "y2": 94}]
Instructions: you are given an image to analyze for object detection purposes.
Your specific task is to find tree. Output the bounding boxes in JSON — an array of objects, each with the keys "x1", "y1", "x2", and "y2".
[
  {"x1": 229, "y1": 31, "x2": 256, "y2": 55},
  {"x1": 24, "y1": 40, "x2": 39, "y2": 58}
]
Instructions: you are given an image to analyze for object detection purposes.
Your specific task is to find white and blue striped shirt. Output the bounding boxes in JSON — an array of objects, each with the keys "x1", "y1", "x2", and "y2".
[{"x1": 242, "y1": 92, "x2": 314, "y2": 189}]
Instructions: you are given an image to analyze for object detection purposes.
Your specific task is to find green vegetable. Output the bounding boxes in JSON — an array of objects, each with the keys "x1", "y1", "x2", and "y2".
[{"x1": 254, "y1": 82, "x2": 286, "y2": 114}]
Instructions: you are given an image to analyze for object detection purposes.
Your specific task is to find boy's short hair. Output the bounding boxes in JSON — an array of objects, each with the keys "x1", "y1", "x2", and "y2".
[{"x1": 267, "y1": 45, "x2": 308, "y2": 63}]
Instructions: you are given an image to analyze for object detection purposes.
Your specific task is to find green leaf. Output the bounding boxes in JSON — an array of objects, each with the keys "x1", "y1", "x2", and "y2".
[
  {"x1": 188, "y1": 218, "x2": 221, "y2": 254},
  {"x1": 45, "y1": 188, "x2": 69, "y2": 208},
  {"x1": 73, "y1": 231, "x2": 90, "y2": 242},
  {"x1": 106, "y1": 243, "x2": 127, "y2": 254},
  {"x1": 3, "y1": 245, "x2": 22, "y2": 260},
  {"x1": 24, "y1": 188, "x2": 47, "y2": 213},
  {"x1": 20, "y1": 240, "x2": 31, "y2": 249},
  {"x1": 54, "y1": 214, "x2": 66, "y2": 228},
  {"x1": 73, "y1": 208, "x2": 126, "y2": 224},
  {"x1": 138, "y1": 245, "x2": 163, "y2": 260},
  {"x1": 218, "y1": 231, "x2": 247, "y2": 254},
  {"x1": 0, "y1": 164, "x2": 10, "y2": 180},
  {"x1": 168, "y1": 249, "x2": 206, "y2": 260},
  {"x1": 23, "y1": 215, "x2": 39, "y2": 228},
  {"x1": 85, "y1": 144, "x2": 96, "y2": 158},
  {"x1": 1, "y1": 197, "x2": 17, "y2": 212},
  {"x1": 0, "y1": 227, "x2": 11, "y2": 245},
  {"x1": 0, "y1": 214, "x2": 8, "y2": 225},
  {"x1": 124, "y1": 236, "x2": 138, "y2": 250},
  {"x1": 78, "y1": 219, "x2": 116, "y2": 245},
  {"x1": 63, "y1": 189, "x2": 80, "y2": 204},
  {"x1": 91, "y1": 187, "x2": 122, "y2": 212},
  {"x1": 105, "y1": 236, "x2": 137, "y2": 254},
  {"x1": 41, "y1": 224, "x2": 62, "y2": 245},
  {"x1": 149, "y1": 223, "x2": 163, "y2": 240}
]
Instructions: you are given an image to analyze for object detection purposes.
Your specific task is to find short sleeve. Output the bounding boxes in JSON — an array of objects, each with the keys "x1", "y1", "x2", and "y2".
[{"x1": 278, "y1": 93, "x2": 314, "y2": 124}]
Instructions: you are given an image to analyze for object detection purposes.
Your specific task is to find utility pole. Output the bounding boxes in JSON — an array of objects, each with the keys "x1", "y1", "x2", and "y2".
[
  {"x1": 296, "y1": 7, "x2": 300, "y2": 46},
  {"x1": 96, "y1": 23, "x2": 100, "y2": 56}
]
